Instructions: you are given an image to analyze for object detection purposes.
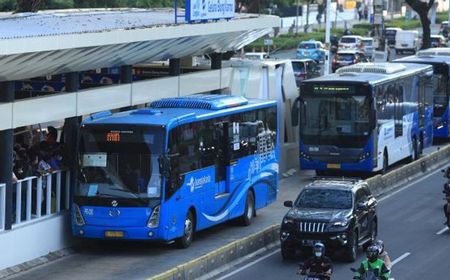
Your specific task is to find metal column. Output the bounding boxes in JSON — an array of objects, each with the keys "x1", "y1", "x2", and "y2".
[
  {"x1": 0, "y1": 81, "x2": 14, "y2": 230},
  {"x1": 120, "y1": 65, "x2": 133, "y2": 84},
  {"x1": 211, "y1": 53, "x2": 222, "y2": 70},
  {"x1": 63, "y1": 73, "x2": 80, "y2": 210},
  {"x1": 169, "y1": 58, "x2": 181, "y2": 76}
]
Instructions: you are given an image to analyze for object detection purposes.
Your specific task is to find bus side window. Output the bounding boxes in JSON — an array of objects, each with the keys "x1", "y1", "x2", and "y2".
[{"x1": 167, "y1": 128, "x2": 182, "y2": 199}]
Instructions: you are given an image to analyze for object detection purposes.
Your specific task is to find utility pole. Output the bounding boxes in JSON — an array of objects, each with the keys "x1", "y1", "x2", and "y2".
[
  {"x1": 296, "y1": 0, "x2": 300, "y2": 34},
  {"x1": 324, "y1": 0, "x2": 331, "y2": 75}
]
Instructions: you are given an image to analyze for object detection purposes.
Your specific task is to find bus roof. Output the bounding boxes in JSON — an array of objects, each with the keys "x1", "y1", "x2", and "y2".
[
  {"x1": 82, "y1": 94, "x2": 277, "y2": 129},
  {"x1": 394, "y1": 54, "x2": 450, "y2": 66},
  {"x1": 302, "y1": 62, "x2": 433, "y2": 86}
]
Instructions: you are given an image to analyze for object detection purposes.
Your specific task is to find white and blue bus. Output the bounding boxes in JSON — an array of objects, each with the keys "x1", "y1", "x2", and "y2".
[
  {"x1": 293, "y1": 63, "x2": 434, "y2": 173},
  {"x1": 395, "y1": 50, "x2": 450, "y2": 139},
  {"x1": 72, "y1": 94, "x2": 278, "y2": 247}
]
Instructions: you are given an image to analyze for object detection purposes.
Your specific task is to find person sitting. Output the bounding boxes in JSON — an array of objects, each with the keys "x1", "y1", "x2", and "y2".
[
  {"x1": 375, "y1": 240, "x2": 392, "y2": 271},
  {"x1": 353, "y1": 245, "x2": 390, "y2": 280},
  {"x1": 298, "y1": 242, "x2": 333, "y2": 280}
]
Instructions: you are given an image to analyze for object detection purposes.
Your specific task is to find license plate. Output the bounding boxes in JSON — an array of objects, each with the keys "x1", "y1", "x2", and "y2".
[
  {"x1": 305, "y1": 277, "x2": 321, "y2": 280},
  {"x1": 402, "y1": 44, "x2": 408, "y2": 47},
  {"x1": 104, "y1": 231, "x2": 124, "y2": 238},
  {"x1": 327, "y1": 163, "x2": 341, "y2": 169},
  {"x1": 301, "y1": 239, "x2": 320, "y2": 246}
]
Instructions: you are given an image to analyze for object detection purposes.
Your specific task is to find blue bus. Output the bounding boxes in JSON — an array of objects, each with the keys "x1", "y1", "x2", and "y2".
[
  {"x1": 72, "y1": 94, "x2": 278, "y2": 247},
  {"x1": 293, "y1": 62, "x2": 434, "y2": 173},
  {"x1": 395, "y1": 51, "x2": 450, "y2": 139}
]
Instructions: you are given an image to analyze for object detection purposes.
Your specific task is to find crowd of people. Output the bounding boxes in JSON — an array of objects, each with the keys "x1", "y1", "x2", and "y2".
[{"x1": 12, "y1": 126, "x2": 65, "y2": 183}]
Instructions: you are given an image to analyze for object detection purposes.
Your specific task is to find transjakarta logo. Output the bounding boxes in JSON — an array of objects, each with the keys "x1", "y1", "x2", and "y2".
[{"x1": 187, "y1": 175, "x2": 211, "y2": 192}]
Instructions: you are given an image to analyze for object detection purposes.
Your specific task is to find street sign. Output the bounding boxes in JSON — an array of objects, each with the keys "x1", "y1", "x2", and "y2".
[{"x1": 264, "y1": 39, "x2": 273, "y2": 46}]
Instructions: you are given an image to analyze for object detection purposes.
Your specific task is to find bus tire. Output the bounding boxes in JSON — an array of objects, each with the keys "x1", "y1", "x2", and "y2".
[
  {"x1": 176, "y1": 211, "x2": 195, "y2": 249},
  {"x1": 239, "y1": 191, "x2": 255, "y2": 226},
  {"x1": 412, "y1": 137, "x2": 419, "y2": 161},
  {"x1": 382, "y1": 151, "x2": 388, "y2": 174}
]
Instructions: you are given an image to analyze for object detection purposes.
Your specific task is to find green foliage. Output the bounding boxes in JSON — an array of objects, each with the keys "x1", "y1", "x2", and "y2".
[
  {"x1": 385, "y1": 18, "x2": 421, "y2": 29},
  {"x1": 0, "y1": 0, "x2": 15, "y2": 11}
]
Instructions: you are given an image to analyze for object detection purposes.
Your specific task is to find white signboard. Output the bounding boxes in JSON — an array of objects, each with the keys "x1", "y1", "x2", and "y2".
[{"x1": 185, "y1": 0, "x2": 235, "y2": 22}]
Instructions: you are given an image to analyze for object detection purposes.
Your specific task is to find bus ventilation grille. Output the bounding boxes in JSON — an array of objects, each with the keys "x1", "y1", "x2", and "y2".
[
  {"x1": 336, "y1": 63, "x2": 406, "y2": 74},
  {"x1": 418, "y1": 49, "x2": 450, "y2": 57},
  {"x1": 150, "y1": 94, "x2": 249, "y2": 110}
]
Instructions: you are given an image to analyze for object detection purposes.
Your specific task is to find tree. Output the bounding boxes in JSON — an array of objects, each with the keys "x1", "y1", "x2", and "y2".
[
  {"x1": 15, "y1": 0, "x2": 43, "y2": 12},
  {"x1": 405, "y1": 0, "x2": 434, "y2": 49}
]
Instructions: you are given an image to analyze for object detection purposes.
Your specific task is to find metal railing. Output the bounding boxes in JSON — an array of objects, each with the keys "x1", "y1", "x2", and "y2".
[
  {"x1": 0, "y1": 183, "x2": 5, "y2": 232},
  {"x1": 12, "y1": 170, "x2": 70, "y2": 227}
]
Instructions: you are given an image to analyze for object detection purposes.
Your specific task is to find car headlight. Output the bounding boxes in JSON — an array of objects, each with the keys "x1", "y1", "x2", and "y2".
[
  {"x1": 331, "y1": 220, "x2": 348, "y2": 227},
  {"x1": 283, "y1": 217, "x2": 295, "y2": 224}
]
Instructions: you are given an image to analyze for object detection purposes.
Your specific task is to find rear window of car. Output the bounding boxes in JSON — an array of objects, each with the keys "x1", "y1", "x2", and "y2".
[
  {"x1": 299, "y1": 43, "x2": 316, "y2": 49},
  {"x1": 340, "y1": 37, "x2": 356, "y2": 43},
  {"x1": 291, "y1": 62, "x2": 305, "y2": 72},
  {"x1": 336, "y1": 54, "x2": 355, "y2": 61},
  {"x1": 362, "y1": 40, "x2": 373, "y2": 46}
]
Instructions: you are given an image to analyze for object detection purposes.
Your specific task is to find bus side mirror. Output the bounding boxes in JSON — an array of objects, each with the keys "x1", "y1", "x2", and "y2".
[
  {"x1": 291, "y1": 97, "x2": 300, "y2": 127},
  {"x1": 158, "y1": 155, "x2": 171, "y2": 179}
]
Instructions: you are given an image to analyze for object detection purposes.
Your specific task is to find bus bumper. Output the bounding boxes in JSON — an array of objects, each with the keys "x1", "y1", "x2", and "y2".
[
  {"x1": 300, "y1": 158, "x2": 373, "y2": 172},
  {"x1": 72, "y1": 225, "x2": 163, "y2": 240}
]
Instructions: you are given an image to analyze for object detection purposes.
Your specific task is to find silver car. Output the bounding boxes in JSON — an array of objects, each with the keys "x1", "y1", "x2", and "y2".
[{"x1": 361, "y1": 37, "x2": 374, "y2": 61}]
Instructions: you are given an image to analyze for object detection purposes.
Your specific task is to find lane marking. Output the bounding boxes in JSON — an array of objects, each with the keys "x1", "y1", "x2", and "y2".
[
  {"x1": 215, "y1": 249, "x2": 280, "y2": 280},
  {"x1": 436, "y1": 227, "x2": 449, "y2": 235},
  {"x1": 379, "y1": 168, "x2": 442, "y2": 203},
  {"x1": 391, "y1": 252, "x2": 411, "y2": 266}
]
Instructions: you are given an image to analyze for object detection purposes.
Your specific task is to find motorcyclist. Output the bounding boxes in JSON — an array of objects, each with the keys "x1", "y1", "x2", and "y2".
[
  {"x1": 375, "y1": 240, "x2": 391, "y2": 271},
  {"x1": 298, "y1": 242, "x2": 333, "y2": 280},
  {"x1": 353, "y1": 245, "x2": 390, "y2": 280},
  {"x1": 442, "y1": 167, "x2": 450, "y2": 226}
]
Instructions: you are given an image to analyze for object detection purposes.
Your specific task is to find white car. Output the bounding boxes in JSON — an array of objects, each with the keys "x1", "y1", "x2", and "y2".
[
  {"x1": 395, "y1": 30, "x2": 420, "y2": 54},
  {"x1": 338, "y1": 35, "x2": 364, "y2": 51},
  {"x1": 361, "y1": 37, "x2": 374, "y2": 61}
]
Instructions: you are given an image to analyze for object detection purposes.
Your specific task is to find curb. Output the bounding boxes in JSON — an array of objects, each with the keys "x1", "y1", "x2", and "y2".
[
  {"x1": 149, "y1": 144, "x2": 450, "y2": 280},
  {"x1": 147, "y1": 225, "x2": 280, "y2": 280}
]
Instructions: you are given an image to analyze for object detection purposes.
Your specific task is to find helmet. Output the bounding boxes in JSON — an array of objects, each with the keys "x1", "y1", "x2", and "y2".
[
  {"x1": 375, "y1": 240, "x2": 384, "y2": 254},
  {"x1": 366, "y1": 245, "x2": 378, "y2": 262},
  {"x1": 313, "y1": 242, "x2": 325, "y2": 258}
]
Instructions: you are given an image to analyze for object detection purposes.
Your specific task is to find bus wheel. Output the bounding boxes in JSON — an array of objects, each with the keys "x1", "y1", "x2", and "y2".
[
  {"x1": 239, "y1": 191, "x2": 255, "y2": 226},
  {"x1": 382, "y1": 152, "x2": 388, "y2": 174},
  {"x1": 412, "y1": 138, "x2": 419, "y2": 161},
  {"x1": 176, "y1": 211, "x2": 194, "y2": 249}
]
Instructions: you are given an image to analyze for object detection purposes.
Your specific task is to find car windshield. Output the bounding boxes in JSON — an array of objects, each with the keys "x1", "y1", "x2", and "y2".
[
  {"x1": 295, "y1": 188, "x2": 353, "y2": 209},
  {"x1": 340, "y1": 37, "x2": 356, "y2": 43},
  {"x1": 77, "y1": 125, "x2": 164, "y2": 200},
  {"x1": 431, "y1": 37, "x2": 440, "y2": 42},
  {"x1": 336, "y1": 54, "x2": 355, "y2": 61},
  {"x1": 299, "y1": 43, "x2": 316, "y2": 49},
  {"x1": 292, "y1": 61, "x2": 305, "y2": 72}
]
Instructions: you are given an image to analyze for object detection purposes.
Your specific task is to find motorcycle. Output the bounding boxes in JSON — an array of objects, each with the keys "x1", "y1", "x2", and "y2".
[
  {"x1": 301, "y1": 272, "x2": 330, "y2": 280},
  {"x1": 440, "y1": 167, "x2": 450, "y2": 227},
  {"x1": 350, "y1": 268, "x2": 395, "y2": 280},
  {"x1": 298, "y1": 263, "x2": 331, "y2": 280},
  {"x1": 350, "y1": 268, "x2": 380, "y2": 280}
]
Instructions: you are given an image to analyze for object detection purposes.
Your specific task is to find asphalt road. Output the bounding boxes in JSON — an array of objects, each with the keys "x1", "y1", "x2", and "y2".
[{"x1": 213, "y1": 168, "x2": 450, "y2": 280}]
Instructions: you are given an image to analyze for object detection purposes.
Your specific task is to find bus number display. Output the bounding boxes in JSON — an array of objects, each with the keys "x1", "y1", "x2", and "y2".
[{"x1": 106, "y1": 131, "x2": 121, "y2": 142}]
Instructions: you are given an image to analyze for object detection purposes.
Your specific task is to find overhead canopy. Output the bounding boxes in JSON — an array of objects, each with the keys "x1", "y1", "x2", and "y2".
[{"x1": 0, "y1": 9, "x2": 279, "y2": 81}]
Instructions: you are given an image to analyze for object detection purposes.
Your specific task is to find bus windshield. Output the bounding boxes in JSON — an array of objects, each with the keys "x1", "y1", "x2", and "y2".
[
  {"x1": 77, "y1": 125, "x2": 164, "y2": 201},
  {"x1": 300, "y1": 85, "x2": 372, "y2": 148}
]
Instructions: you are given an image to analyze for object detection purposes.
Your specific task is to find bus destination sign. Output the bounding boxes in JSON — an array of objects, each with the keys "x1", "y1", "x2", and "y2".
[{"x1": 312, "y1": 85, "x2": 355, "y2": 94}]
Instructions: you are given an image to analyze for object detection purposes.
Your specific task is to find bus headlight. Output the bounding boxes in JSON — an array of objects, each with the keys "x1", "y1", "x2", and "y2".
[
  {"x1": 359, "y1": 152, "x2": 370, "y2": 161},
  {"x1": 147, "y1": 205, "x2": 161, "y2": 228},
  {"x1": 300, "y1": 152, "x2": 311, "y2": 160},
  {"x1": 73, "y1": 204, "x2": 85, "y2": 226}
]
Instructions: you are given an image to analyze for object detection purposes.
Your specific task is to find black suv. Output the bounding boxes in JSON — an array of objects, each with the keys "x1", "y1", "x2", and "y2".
[{"x1": 280, "y1": 178, "x2": 377, "y2": 262}]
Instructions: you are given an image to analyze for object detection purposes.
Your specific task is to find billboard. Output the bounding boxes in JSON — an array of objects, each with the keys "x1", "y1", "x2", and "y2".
[{"x1": 185, "y1": 0, "x2": 235, "y2": 22}]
